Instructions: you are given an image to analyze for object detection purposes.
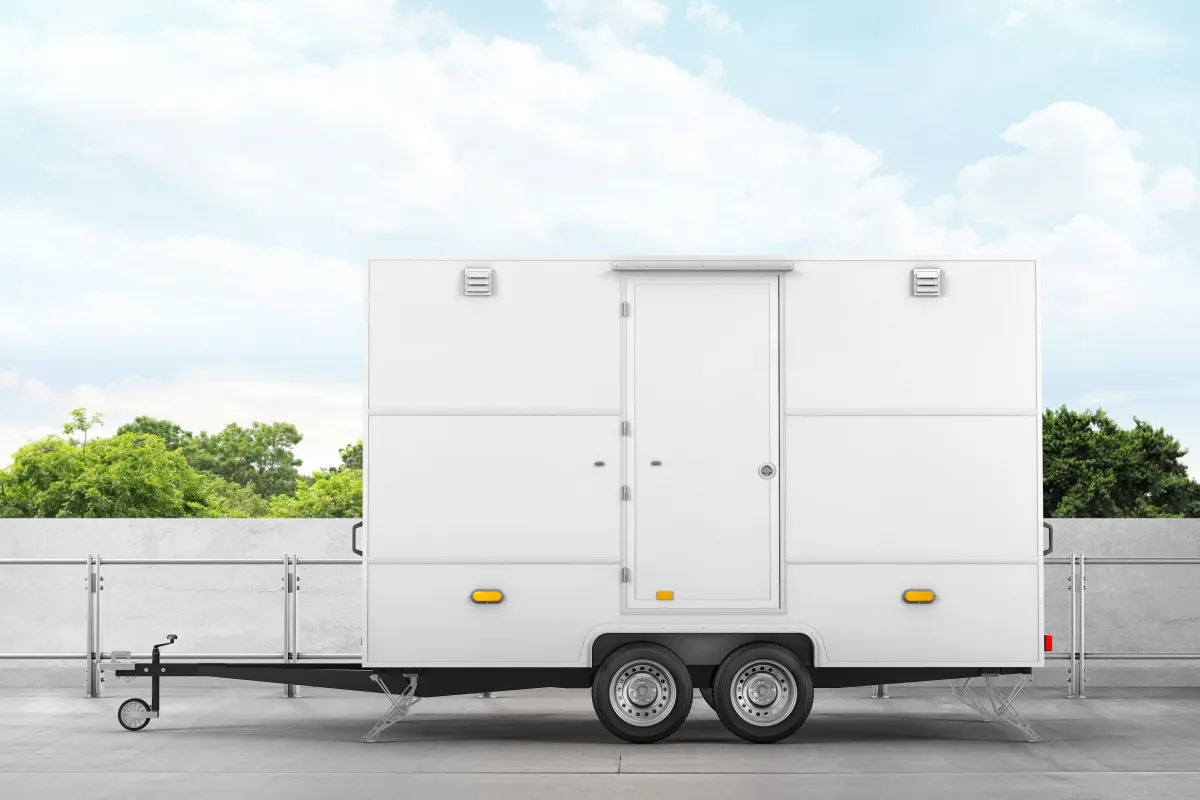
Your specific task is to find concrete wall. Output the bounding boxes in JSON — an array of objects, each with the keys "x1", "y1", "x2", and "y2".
[{"x1": 2, "y1": 519, "x2": 1198, "y2": 690}]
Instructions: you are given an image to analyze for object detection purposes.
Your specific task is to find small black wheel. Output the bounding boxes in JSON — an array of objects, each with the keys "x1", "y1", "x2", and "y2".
[
  {"x1": 592, "y1": 643, "x2": 692, "y2": 744},
  {"x1": 711, "y1": 643, "x2": 814, "y2": 743},
  {"x1": 117, "y1": 698, "x2": 151, "y2": 731}
]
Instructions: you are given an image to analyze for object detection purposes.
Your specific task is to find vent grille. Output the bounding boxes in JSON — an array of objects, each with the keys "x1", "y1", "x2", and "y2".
[
  {"x1": 463, "y1": 268, "x2": 493, "y2": 297},
  {"x1": 912, "y1": 267, "x2": 941, "y2": 297}
]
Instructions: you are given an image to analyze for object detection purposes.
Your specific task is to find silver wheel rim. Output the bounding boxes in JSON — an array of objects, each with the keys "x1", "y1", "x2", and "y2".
[
  {"x1": 730, "y1": 659, "x2": 798, "y2": 727},
  {"x1": 609, "y1": 658, "x2": 676, "y2": 727},
  {"x1": 121, "y1": 700, "x2": 148, "y2": 728}
]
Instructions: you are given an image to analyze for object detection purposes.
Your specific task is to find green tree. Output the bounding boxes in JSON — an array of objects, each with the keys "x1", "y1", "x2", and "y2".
[
  {"x1": 195, "y1": 474, "x2": 270, "y2": 518},
  {"x1": 328, "y1": 439, "x2": 362, "y2": 473},
  {"x1": 267, "y1": 469, "x2": 362, "y2": 518},
  {"x1": 0, "y1": 432, "x2": 217, "y2": 518},
  {"x1": 62, "y1": 408, "x2": 104, "y2": 455},
  {"x1": 182, "y1": 422, "x2": 303, "y2": 499},
  {"x1": 1043, "y1": 406, "x2": 1200, "y2": 518},
  {"x1": 117, "y1": 416, "x2": 193, "y2": 451}
]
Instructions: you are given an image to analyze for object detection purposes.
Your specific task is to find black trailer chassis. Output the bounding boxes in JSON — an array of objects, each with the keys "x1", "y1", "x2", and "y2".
[{"x1": 106, "y1": 634, "x2": 1040, "y2": 743}]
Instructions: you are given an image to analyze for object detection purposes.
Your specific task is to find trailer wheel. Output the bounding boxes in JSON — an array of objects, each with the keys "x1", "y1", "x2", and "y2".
[
  {"x1": 711, "y1": 643, "x2": 813, "y2": 743},
  {"x1": 117, "y1": 698, "x2": 152, "y2": 732},
  {"x1": 592, "y1": 643, "x2": 692, "y2": 744}
]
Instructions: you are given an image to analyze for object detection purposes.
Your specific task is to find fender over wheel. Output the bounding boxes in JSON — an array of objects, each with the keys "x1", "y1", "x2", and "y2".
[
  {"x1": 711, "y1": 643, "x2": 814, "y2": 743},
  {"x1": 591, "y1": 643, "x2": 693, "y2": 744}
]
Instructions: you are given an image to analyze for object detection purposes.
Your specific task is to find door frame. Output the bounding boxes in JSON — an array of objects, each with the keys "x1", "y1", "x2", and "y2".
[{"x1": 620, "y1": 271, "x2": 783, "y2": 614}]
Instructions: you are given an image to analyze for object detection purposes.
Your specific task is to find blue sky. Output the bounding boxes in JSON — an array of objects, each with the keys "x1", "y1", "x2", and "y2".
[{"x1": 1, "y1": 0, "x2": 1198, "y2": 472}]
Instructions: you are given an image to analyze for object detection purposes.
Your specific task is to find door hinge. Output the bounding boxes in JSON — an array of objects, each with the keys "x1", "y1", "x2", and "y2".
[
  {"x1": 620, "y1": 567, "x2": 630, "y2": 583},
  {"x1": 621, "y1": 301, "x2": 630, "y2": 317},
  {"x1": 621, "y1": 485, "x2": 630, "y2": 501},
  {"x1": 621, "y1": 420, "x2": 630, "y2": 436}
]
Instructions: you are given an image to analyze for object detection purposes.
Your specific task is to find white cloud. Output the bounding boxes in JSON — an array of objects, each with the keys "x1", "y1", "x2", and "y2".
[
  {"x1": 0, "y1": 12, "x2": 969, "y2": 254},
  {"x1": 546, "y1": 0, "x2": 668, "y2": 36},
  {"x1": 0, "y1": 3, "x2": 1196, "y2": 468},
  {"x1": 1004, "y1": 8, "x2": 1029, "y2": 27},
  {"x1": 956, "y1": 103, "x2": 1197, "y2": 326},
  {"x1": 0, "y1": 368, "x2": 361, "y2": 472},
  {"x1": 686, "y1": 1, "x2": 742, "y2": 34},
  {"x1": 1002, "y1": 0, "x2": 1167, "y2": 50},
  {"x1": 0, "y1": 206, "x2": 359, "y2": 349},
  {"x1": 698, "y1": 54, "x2": 725, "y2": 84},
  {"x1": 958, "y1": 102, "x2": 1193, "y2": 231},
  {"x1": 0, "y1": 369, "x2": 19, "y2": 388}
]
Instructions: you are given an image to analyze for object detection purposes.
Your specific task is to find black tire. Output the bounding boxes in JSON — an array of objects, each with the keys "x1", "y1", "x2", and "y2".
[
  {"x1": 711, "y1": 643, "x2": 814, "y2": 743},
  {"x1": 117, "y1": 698, "x2": 151, "y2": 732},
  {"x1": 592, "y1": 643, "x2": 693, "y2": 744}
]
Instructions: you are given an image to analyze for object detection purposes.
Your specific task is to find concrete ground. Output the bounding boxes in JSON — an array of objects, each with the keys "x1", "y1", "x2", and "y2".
[{"x1": 2, "y1": 683, "x2": 1199, "y2": 799}]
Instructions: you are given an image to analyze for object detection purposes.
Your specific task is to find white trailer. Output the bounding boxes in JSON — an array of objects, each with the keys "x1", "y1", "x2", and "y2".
[
  {"x1": 112, "y1": 257, "x2": 1050, "y2": 744},
  {"x1": 358, "y1": 256, "x2": 1048, "y2": 742}
]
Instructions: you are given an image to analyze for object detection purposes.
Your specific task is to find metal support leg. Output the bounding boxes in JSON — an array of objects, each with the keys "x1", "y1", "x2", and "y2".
[
  {"x1": 871, "y1": 684, "x2": 889, "y2": 699},
  {"x1": 363, "y1": 674, "x2": 420, "y2": 743},
  {"x1": 983, "y1": 674, "x2": 1041, "y2": 743},
  {"x1": 949, "y1": 677, "x2": 996, "y2": 721}
]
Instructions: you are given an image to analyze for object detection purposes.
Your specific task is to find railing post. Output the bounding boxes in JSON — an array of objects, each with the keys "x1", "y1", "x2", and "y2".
[
  {"x1": 1067, "y1": 553, "x2": 1076, "y2": 698},
  {"x1": 95, "y1": 554, "x2": 104, "y2": 697},
  {"x1": 282, "y1": 555, "x2": 300, "y2": 698},
  {"x1": 1079, "y1": 552, "x2": 1087, "y2": 699},
  {"x1": 85, "y1": 554, "x2": 95, "y2": 698},
  {"x1": 291, "y1": 554, "x2": 300, "y2": 698},
  {"x1": 83, "y1": 553, "x2": 105, "y2": 698}
]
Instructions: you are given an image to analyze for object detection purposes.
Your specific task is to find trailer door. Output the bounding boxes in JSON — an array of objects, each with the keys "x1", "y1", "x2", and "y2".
[{"x1": 624, "y1": 273, "x2": 780, "y2": 611}]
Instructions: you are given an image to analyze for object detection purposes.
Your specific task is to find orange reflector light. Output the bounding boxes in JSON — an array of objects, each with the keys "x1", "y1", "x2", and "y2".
[
  {"x1": 1045, "y1": 634, "x2": 1053, "y2": 652},
  {"x1": 902, "y1": 589, "x2": 936, "y2": 604},
  {"x1": 471, "y1": 590, "x2": 504, "y2": 604},
  {"x1": 656, "y1": 590, "x2": 674, "y2": 601}
]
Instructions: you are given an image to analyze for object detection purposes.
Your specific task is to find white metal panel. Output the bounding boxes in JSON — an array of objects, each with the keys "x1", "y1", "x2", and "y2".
[
  {"x1": 366, "y1": 415, "x2": 620, "y2": 560},
  {"x1": 784, "y1": 261, "x2": 1037, "y2": 411},
  {"x1": 625, "y1": 274, "x2": 780, "y2": 610},
  {"x1": 367, "y1": 260, "x2": 620, "y2": 411},
  {"x1": 790, "y1": 564, "x2": 1040, "y2": 665},
  {"x1": 786, "y1": 415, "x2": 1040, "y2": 562},
  {"x1": 365, "y1": 563, "x2": 617, "y2": 666}
]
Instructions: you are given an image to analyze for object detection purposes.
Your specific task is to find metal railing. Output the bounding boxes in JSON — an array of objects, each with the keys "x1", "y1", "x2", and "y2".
[
  {"x1": 3, "y1": 553, "x2": 1198, "y2": 699},
  {"x1": 0, "y1": 555, "x2": 360, "y2": 697},
  {"x1": 1046, "y1": 554, "x2": 1200, "y2": 698}
]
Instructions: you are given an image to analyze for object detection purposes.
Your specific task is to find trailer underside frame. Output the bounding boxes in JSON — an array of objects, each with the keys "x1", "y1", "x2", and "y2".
[{"x1": 109, "y1": 651, "x2": 1039, "y2": 743}]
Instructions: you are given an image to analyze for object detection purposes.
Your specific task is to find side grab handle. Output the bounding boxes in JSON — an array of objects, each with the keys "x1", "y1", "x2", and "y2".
[
  {"x1": 351, "y1": 521, "x2": 363, "y2": 557},
  {"x1": 1042, "y1": 521, "x2": 1054, "y2": 557}
]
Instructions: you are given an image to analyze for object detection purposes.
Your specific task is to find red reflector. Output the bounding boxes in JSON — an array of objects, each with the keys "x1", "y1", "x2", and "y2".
[{"x1": 1044, "y1": 634, "x2": 1053, "y2": 652}]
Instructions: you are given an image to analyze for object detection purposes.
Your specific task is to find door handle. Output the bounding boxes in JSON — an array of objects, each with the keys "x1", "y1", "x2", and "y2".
[{"x1": 758, "y1": 463, "x2": 776, "y2": 479}]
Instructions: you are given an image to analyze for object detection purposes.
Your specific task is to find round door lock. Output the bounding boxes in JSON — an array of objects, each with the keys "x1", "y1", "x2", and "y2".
[{"x1": 758, "y1": 463, "x2": 776, "y2": 479}]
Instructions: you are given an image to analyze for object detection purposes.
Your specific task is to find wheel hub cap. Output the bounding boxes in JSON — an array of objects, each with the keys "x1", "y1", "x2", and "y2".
[
  {"x1": 609, "y1": 659, "x2": 676, "y2": 727},
  {"x1": 626, "y1": 675, "x2": 660, "y2": 707},
  {"x1": 746, "y1": 675, "x2": 780, "y2": 707},
  {"x1": 732, "y1": 659, "x2": 799, "y2": 727}
]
